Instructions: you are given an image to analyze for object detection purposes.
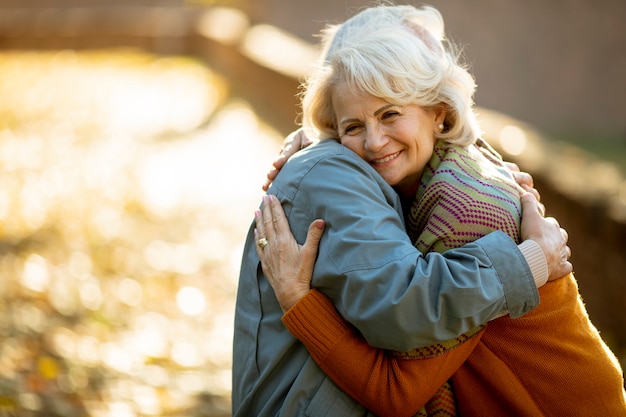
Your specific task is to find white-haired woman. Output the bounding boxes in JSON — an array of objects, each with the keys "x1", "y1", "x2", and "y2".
[{"x1": 256, "y1": 4, "x2": 626, "y2": 417}]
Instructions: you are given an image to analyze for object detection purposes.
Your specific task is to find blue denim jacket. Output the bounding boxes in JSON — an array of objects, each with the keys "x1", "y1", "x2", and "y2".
[{"x1": 232, "y1": 139, "x2": 538, "y2": 417}]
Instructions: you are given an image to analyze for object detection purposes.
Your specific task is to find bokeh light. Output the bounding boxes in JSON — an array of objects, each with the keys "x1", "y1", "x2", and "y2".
[
  {"x1": 0, "y1": 49, "x2": 282, "y2": 416},
  {"x1": 177, "y1": 286, "x2": 207, "y2": 316},
  {"x1": 498, "y1": 124, "x2": 527, "y2": 156}
]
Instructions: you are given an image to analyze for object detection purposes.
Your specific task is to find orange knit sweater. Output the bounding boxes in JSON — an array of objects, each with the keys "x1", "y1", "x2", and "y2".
[{"x1": 284, "y1": 274, "x2": 626, "y2": 416}]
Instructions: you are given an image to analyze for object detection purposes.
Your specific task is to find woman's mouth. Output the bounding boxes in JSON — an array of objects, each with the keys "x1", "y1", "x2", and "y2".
[{"x1": 370, "y1": 151, "x2": 401, "y2": 165}]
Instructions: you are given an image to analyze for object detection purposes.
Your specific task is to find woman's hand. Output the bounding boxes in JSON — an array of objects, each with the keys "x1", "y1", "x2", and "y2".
[
  {"x1": 519, "y1": 193, "x2": 572, "y2": 281},
  {"x1": 507, "y1": 163, "x2": 569, "y2": 279},
  {"x1": 506, "y1": 161, "x2": 543, "y2": 205},
  {"x1": 262, "y1": 129, "x2": 314, "y2": 191},
  {"x1": 254, "y1": 194, "x2": 325, "y2": 312}
]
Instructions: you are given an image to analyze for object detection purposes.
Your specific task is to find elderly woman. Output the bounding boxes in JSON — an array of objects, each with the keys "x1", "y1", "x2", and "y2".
[{"x1": 255, "y1": 4, "x2": 626, "y2": 417}]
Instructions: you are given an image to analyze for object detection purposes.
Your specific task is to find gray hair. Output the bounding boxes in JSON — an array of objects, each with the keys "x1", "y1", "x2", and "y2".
[{"x1": 301, "y1": 4, "x2": 481, "y2": 146}]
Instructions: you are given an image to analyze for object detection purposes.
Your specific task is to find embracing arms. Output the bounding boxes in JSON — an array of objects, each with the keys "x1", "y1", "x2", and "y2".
[
  {"x1": 255, "y1": 182, "x2": 570, "y2": 417},
  {"x1": 257, "y1": 141, "x2": 570, "y2": 349},
  {"x1": 255, "y1": 189, "x2": 570, "y2": 416}
]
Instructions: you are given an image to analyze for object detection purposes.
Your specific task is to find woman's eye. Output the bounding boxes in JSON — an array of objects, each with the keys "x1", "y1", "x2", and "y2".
[
  {"x1": 344, "y1": 125, "x2": 361, "y2": 135},
  {"x1": 382, "y1": 111, "x2": 399, "y2": 120}
]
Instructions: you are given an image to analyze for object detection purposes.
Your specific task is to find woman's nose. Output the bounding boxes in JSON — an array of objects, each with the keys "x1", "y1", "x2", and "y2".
[{"x1": 364, "y1": 127, "x2": 389, "y2": 152}]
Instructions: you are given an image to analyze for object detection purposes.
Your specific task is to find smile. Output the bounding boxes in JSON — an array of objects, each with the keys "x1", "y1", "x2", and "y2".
[{"x1": 371, "y1": 151, "x2": 401, "y2": 165}]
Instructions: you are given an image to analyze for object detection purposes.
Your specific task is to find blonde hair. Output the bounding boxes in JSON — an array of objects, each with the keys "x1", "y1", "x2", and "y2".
[{"x1": 301, "y1": 4, "x2": 481, "y2": 146}]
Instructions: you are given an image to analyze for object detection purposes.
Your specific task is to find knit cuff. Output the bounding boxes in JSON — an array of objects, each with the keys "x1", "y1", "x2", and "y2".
[
  {"x1": 518, "y1": 239, "x2": 549, "y2": 288},
  {"x1": 282, "y1": 289, "x2": 352, "y2": 358}
]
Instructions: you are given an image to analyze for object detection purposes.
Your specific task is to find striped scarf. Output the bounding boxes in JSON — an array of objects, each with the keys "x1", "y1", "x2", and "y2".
[{"x1": 404, "y1": 138, "x2": 522, "y2": 416}]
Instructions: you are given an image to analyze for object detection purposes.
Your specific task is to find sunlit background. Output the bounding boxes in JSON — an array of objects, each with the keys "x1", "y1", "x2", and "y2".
[{"x1": 0, "y1": 48, "x2": 281, "y2": 416}]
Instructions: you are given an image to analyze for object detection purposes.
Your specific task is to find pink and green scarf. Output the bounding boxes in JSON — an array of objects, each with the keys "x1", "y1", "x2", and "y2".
[
  {"x1": 403, "y1": 138, "x2": 523, "y2": 416},
  {"x1": 407, "y1": 138, "x2": 522, "y2": 253}
]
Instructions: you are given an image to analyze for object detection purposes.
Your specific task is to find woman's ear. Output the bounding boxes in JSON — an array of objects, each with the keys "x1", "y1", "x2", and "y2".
[
  {"x1": 434, "y1": 103, "x2": 447, "y2": 125},
  {"x1": 433, "y1": 103, "x2": 447, "y2": 133}
]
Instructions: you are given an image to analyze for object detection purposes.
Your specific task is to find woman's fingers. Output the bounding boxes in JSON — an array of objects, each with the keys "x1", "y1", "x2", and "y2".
[
  {"x1": 262, "y1": 167, "x2": 280, "y2": 192},
  {"x1": 301, "y1": 219, "x2": 325, "y2": 270},
  {"x1": 267, "y1": 195, "x2": 291, "y2": 237},
  {"x1": 511, "y1": 170, "x2": 533, "y2": 187},
  {"x1": 254, "y1": 208, "x2": 268, "y2": 257},
  {"x1": 254, "y1": 194, "x2": 289, "y2": 250},
  {"x1": 521, "y1": 184, "x2": 541, "y2": 203},
  {"x1": 503, "y1": 161, "x2": 520, "y2": 173},
  {"x1": 261, "y1": 129, "x2": 315, "y2": 191},
  {"x1": 254, "y1": 209, "x2": 265, "y2": 239},
  {"x1": 254, "y1": 196, "x2": 275, "y2": 255},
  {"x1": 260, "y1": 195, "x2": 277, "y2": 241},
  {"x1": 507, "y1": 162, "x2": 542, "y2": 202}
]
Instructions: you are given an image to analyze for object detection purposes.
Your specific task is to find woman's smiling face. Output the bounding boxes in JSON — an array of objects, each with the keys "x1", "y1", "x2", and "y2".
[{"x1": 332, "y1": 83, "x2": 445, "y2": 196}]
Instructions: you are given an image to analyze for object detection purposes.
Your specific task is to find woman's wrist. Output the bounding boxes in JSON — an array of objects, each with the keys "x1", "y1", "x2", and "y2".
[
  {"x1": 277, "y1": 285, "x2": 311, "y2": 313},
  {"x1": 518, "y1": 239, "x2": 548, "y2": 288}
]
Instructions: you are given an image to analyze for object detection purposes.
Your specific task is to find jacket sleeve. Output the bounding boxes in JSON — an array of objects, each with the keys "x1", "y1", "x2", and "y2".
[
  {"x1": 282, "y1": 289, "x2": 484, "y2": 417},
  {"x1": 286, "y1": 151, "x2": 538, "y2": 350}
]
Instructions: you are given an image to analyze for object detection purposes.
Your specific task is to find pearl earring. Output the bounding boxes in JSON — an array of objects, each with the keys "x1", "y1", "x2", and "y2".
[{"x1": 437, "y1": 123, "x2": 444, "y2": 131}]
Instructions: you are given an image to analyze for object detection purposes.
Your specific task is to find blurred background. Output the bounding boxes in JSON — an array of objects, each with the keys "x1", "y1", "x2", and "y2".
[{"x1": 0, "y1": 0, "x2": 624, "y2": 416}]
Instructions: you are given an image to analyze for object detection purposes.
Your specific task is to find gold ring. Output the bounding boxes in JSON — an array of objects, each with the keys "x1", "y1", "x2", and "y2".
[{"x1": 257, "y1": 237, "x2": 269, "y2": 249}]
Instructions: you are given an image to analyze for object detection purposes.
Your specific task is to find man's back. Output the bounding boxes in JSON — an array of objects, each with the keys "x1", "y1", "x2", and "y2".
[{"x1": 232, "y1": 140, "x2": 383, "y2": 416}]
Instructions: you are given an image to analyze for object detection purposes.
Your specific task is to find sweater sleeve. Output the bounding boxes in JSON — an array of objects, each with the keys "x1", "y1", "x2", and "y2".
[
  {"x1": 283, "y1": 289, "x2": 485, "y2": 417},
  {"x1": 518, "y1": 239, "x2": 548, "y2": 288}
]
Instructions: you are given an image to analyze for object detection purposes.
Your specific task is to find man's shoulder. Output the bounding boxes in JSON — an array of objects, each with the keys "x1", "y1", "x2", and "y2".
[
  {"x1": 291, "y1": 139, "x2": 361, "y2": 165},
  {"x1": 275, "y1": 140, "x2": 376, "y2": 187},
  {"x1": 269, "y1": 139, "x2": 398, "y2": 207}
]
